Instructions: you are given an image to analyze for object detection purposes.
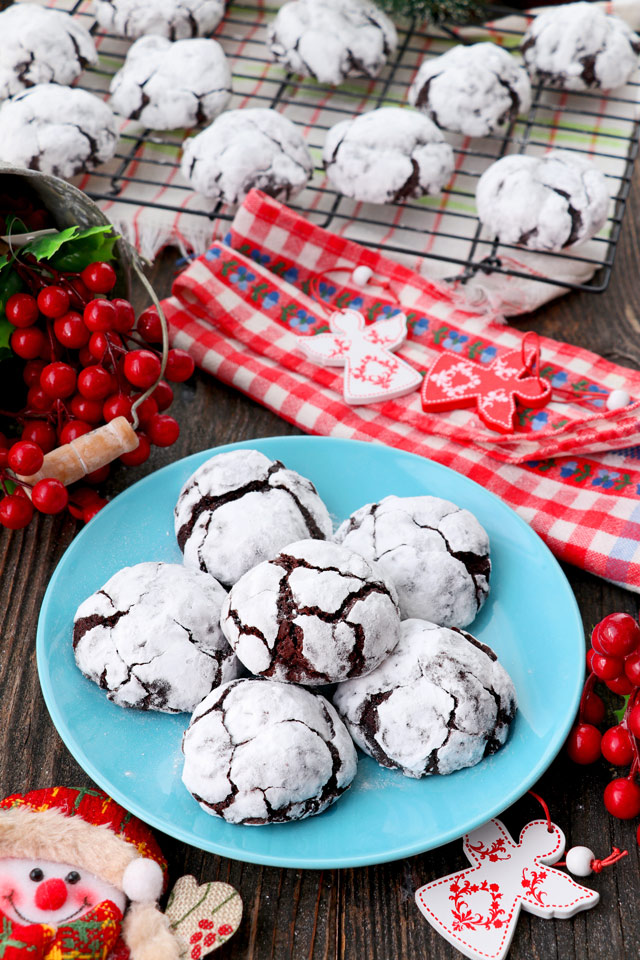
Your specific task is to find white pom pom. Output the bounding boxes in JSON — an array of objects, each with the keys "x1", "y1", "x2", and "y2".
[
  {"x1": 565, "y1": 846, "x2": 595, "y2": 877},
  {"x1": 123, "y1": 858, "x2": 164, "y2": 902},
  {"x1": 606, "y1": 389, "x2": 631, "y2": 411},
  {"x1": 352, "y1": 266, "x2": 372, "y2": 287}
]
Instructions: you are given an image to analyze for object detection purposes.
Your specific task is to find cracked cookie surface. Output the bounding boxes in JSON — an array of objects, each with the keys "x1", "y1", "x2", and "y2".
[
  {"x1": 476, "y1": 151, "x2": 609, "y2": 252},
  {"x1": 73, "y1": 561, "x2": 238, "y2": 713},
  {"x1": 0, "y1": 4, "x2": 97, "y2": 101},
  {"x1": 182, "y1": 677, "x2": 358, "y2": 823},
  {"x1": 175, "y1": 449, "x2": 332, "y2": 588},
  {"x1": 0, "y1": 84, "x2": 118, "y2": 179},
  {"x1": 220, "y1": 538, "x2": 401, "y2": 684},
  {"x1": 268, "y1": 0, "x2": 397, "y2": 87},
  {"x1": 110, "y1": 35, "x2": 231, "y2": 129},
  {"x1": 521, "y1": 2, "x2": 640, "y2": 91},
  {"x1": 323, "y1": 108, "x2": 454, "y2": 204},
  {"x1": 93, "y1": 0, "x2": 225, "y2": 40},
  {"x1": 408, "y1": 43, "x2": 531, "y2": 139},
  {"x1": 334, "y1": 494, "x2": 490, "y2": 629},
  {"x1": 333, "y1": 618, "x2": 517, "y2": 778},
  {"x1": 180, "y1": 108, "x2": 313, "y2": 207}
]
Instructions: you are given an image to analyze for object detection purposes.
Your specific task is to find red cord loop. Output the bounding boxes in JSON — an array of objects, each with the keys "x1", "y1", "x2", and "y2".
[
  {"x1": 591, "y1": 848, "x2": 628, "y2": 873},
  {"x1": 528, "y1": 790, "x2": 553, "y2": 833}
]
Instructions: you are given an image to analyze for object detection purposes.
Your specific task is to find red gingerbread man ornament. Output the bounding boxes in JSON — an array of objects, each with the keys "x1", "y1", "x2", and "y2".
[
  {"x1": 421, "y1": 341, "x2": 552, "y2": 434},
  {"x1": 415, "y1": 818, "x2": 599, "y2": 960}
]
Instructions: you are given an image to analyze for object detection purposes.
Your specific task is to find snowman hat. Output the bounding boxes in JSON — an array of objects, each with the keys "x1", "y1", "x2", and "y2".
[{"x1": 0, "y1": 786, "x2": 180, "y2": 960}]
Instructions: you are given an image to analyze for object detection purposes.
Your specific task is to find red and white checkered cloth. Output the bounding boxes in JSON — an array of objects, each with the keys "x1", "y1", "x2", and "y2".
[{"x1": 162, "y1": 190, "x2": 640, "y2": 591}]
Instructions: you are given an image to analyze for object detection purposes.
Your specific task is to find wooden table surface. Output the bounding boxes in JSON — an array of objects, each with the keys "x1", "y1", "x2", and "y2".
[{"x1": 2, "y1": 189, "x2": 640, "y2": 960}]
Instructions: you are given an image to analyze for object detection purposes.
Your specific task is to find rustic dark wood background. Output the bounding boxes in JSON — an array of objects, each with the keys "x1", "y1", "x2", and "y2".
[{"x1": 2, "y1": 182, "x2": 640, "y2": 959}]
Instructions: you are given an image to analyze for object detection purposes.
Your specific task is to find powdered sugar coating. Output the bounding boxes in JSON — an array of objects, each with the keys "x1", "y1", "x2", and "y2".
[
  {"x1": 180, "y1": 108, "x2": 313, "y2": 207},
  {"x1": 268, "y1": 0, "x2": 397, "y2": 86},
  {"x1": 93, "y1": 0, "x2": 225, "y2": 39},
  {"x1": 333, "y1": 619, "x2": 517, "y2": 778},
  {"x1": 182, "y1": 678, "x2": 358, "y2": 823},
  {"x1": 408, "y1": 43, "x2": 531, "y2": 139},
  {"x1": 110, "y1": 36, "x2": 231, "y2": 129},
  {"x1": 73, "y1": 561, "x2": 238, "y2": 714},
  {"x1": 334, "y1": 495, "x2": 490, "y2": 628},
  {"x1": 175, "y1": 449, "x2": 333, "y2": 588},
  {"x1": 521, "y1": 2, "x2": 640, "y2": 91},
  {"x1": 220, "y1": 538, "x2": 401, "y2": 684},
  {"x1": 323, "y1": 108, "x2": 454, "y2": 204},
  {"x1": 0, "y1": 85, "x2": 118, "y2": 179},
  {"x1": 0, "y1": 5, "x2": 97, "y2": 101},
  {"x1": 476, "y1": 151, "x2": 609, "y2": 251}
]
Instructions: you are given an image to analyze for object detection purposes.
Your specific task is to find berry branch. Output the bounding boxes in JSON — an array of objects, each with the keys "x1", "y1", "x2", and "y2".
[
  {"x1": 567, "y1": 613, "x2": 640, "y2": 837},
  {"x1": 0, "y1": 225, "x2": 194, "y2": 530}
]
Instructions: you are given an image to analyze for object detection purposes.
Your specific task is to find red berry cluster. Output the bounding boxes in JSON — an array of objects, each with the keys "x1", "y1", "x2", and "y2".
[
  {"x1": 567, "y1": 612, "x2": 640, "y2": 839},
  {"x1": 1, "y1": 260, "x2": 194, "y2": 529}
]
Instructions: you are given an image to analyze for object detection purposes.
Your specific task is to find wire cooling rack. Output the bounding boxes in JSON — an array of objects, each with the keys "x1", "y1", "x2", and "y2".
[{"x1": 29, "y1": 0, "x2": 640, "y2": 294}]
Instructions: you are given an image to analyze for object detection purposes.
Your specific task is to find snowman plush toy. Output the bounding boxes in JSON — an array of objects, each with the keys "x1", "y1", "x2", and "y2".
[{"x1": 0, "y1": 786, "x2": 190, "y2": 959}]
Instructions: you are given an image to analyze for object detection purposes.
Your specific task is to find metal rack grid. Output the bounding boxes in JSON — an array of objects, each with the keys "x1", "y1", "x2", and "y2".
[{"x1": 42, "y1": 0, "x2": 640, "y2": 293}]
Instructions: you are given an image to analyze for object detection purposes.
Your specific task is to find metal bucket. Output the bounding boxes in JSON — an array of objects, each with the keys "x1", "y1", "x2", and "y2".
[{"x1": 0, "y1": 164, "x2": 134, "y2": 297}]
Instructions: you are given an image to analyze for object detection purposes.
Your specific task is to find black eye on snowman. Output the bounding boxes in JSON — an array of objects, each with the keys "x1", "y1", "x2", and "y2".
[
  {"x1": 29, "y1": 868, "x2": 44, "y2": 882},
  {"x1": 65, "y1": 871, "x2": 81, "y2": 885}
]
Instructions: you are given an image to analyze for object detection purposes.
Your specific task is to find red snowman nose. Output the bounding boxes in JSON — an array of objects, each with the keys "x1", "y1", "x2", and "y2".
[{"x1": 34, "y1": 877, "x2": 68, "y2": 912}]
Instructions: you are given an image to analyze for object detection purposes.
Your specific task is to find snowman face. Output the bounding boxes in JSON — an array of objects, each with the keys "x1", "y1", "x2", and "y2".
[{"x1": 0, "y1": 857, "x2": 126, "y2": 927}]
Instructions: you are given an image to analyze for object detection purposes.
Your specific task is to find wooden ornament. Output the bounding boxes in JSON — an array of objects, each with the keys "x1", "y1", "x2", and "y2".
[
  {"x1": 300, "y1": 308, "x2": 422, "y2": 405},
  {"x1": 165, "y1": 875, "x2": 242, "y2": 958},
  {"x1": 421, "y1": 348, "x2": 552, "y2": 433},
  {"x1": 16, "y1": 417, "x2": 138, "y2": 488},
  {"x1": 415, "y1": 818, "x2": 599, "y2": 960}
]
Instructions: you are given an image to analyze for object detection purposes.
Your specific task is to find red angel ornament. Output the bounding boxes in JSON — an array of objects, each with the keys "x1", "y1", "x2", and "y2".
[
  {"x1": 415, "y1": 818, "x2": 599, "y2": 960},
  {"x1": 421, "y1": 344, "x2": 552, "y2": 433}
]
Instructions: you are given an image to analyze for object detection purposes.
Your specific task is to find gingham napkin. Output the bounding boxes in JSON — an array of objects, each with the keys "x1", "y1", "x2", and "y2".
[
  {"x1": 162, "y1": 190, "x2": 640, "y2": 592},
  {"x1": 36, "y1": 0, "x2": 640, "y2": 316}
]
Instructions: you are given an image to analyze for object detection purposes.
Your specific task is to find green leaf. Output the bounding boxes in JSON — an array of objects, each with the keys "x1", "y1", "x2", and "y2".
[
  {"x1": 23, "y1": 225, "x2": 80, "y2": 261},
  {"x1": 0, "y1": 316, "x2": 12, "y2": 362},
  {"x1": 613, "y1": 694, "x2": 629, "y2": 724},
  {"x1": 49, "y1": 227, "x2": 119, "y2": 272},
  {"x1": 0, "y1": 269, "x2": 22, "y2": 322},
  {"x1": 22, "y1": 224, "x2": 119, "y2": 272}
]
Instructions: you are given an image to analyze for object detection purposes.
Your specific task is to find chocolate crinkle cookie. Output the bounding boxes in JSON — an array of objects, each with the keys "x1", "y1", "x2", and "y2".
[
  {"x1": 174, "y1": 449, "x2": 332, "y2": 588},
  {"x1": 220, "y1": 538, "x2": 401, "y2": 684},
  {"x1": 268, "y1": 0, "x2": 397, "y2": 86},
  {"x1": 521, "y1": 2, "x2": 640, "y2": 91},
  {"x1": 0, "y1": 4, "x2": 97, "y2": 101},
  {"x1": 180, "y1": 108, "x2": 313, "y2": 207},
  {"x1": 182, "y1": 678, "x2": 358, "y2": 824},
  {"x1": 110, "y1": 36, "x2": 231, "y2": 129},
  {"x1": 334, "y1": 495, "x2": 490, "y2": 629},
  {"x1": 93, "y1": 0, "x2": 225, "y2": 40},
  {"x1": 408, "y1": 43, "x2": 531, "y2": 139},
  {"x1": 333, "y1": 619, "x2": 517, "y2": 778},
  {"x1": 73, "y1": 561, "x2": 238, "y2": 713},
  {"x1": 476, "y1": 151, "x2": 609, "y2": 252},
  {"x1": 323, "y1": 108, "x2": 454, "y2": 204},
  {"x1": 0, "y1": 85, "x2": 118, "y2": 179}
]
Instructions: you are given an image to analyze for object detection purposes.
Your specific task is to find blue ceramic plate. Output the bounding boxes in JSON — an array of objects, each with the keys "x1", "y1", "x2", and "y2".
[{"x1": 37, "y1": 437, "x2": 583, "y2": 869}]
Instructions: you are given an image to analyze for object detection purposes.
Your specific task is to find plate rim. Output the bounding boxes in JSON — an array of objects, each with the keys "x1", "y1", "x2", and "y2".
[{"x1": 37, "y1": 435, "x2": 584, "y2": 869}]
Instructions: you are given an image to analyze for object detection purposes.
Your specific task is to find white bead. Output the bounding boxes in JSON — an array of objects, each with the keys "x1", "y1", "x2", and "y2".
[
  {"x1": 565, "y1": 846, "x2": 595, "y2": 876},
  {"x1": 352, "y1": 265, "x2": 373, "y2": 287},
  {"x1": 606, "y1": 389, "x2": 631, "y2": 411}
]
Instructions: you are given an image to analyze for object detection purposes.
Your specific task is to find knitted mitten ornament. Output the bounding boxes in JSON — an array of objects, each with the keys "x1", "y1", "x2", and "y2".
[{"x1": 0, "y1": 787, "x2": 242, "y2": 960}]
